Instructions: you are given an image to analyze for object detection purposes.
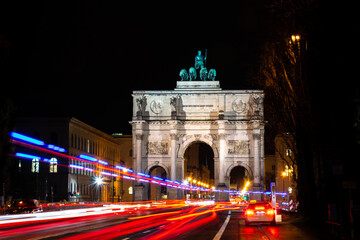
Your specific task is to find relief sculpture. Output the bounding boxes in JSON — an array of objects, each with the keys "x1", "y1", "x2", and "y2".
[
  {"x1": 147, "y1": 141, "x2": 169, "y2": 155},
  {"x1": 228, "y1": 140, "x2": 250, "y2": 155}
]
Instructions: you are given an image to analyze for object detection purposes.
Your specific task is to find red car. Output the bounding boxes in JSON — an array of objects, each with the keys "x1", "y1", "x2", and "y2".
[{"x1": 245, "y1": 202, "x2": 276, "y2": 226}]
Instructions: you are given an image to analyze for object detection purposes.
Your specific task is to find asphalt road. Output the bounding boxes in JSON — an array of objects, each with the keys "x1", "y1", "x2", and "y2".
[{"x1": 0, "y1": 202, "x2": 326, "y2": 240}]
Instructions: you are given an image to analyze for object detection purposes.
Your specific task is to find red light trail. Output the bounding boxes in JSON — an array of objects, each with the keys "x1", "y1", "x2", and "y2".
[{"x1": 0, "y1": 201, "x2": 240, "y2": 240}]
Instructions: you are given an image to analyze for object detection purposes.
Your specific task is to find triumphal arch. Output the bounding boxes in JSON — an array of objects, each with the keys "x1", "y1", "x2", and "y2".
[{"x1": 131, "y1": 51, "x2": 265, "y2": 201}]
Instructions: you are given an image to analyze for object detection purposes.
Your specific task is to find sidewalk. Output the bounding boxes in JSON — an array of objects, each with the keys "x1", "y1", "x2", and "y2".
[{"x1": 282, "y1": 211, "x2": 354, "y2": 240}]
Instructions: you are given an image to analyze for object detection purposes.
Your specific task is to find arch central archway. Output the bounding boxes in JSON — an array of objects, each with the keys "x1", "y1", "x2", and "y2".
[{"x1": 183, "y1": 142, "x2": 214, "y2": 199}]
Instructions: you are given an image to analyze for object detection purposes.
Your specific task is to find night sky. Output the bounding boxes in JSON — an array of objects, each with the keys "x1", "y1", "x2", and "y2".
[
  {"x1": 1, "y1": 2, "x2": 269, "y2": 135},
  {"x1": 1, "y1": 2, "x2": 358, "y2": 135}
]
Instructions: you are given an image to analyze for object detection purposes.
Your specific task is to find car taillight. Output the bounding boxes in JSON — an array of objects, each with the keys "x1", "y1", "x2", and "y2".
[
  {"x1": 266, "y1": 209, "x2": 275, "y2": 215},
  {"x1": 246, "y1": 210, "x2": 254, "y2": 216}
]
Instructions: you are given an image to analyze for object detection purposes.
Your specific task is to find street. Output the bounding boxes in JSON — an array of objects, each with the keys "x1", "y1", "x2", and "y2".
[{"x1": 0, "y1": 201, "x2": 327, "y2": 240}]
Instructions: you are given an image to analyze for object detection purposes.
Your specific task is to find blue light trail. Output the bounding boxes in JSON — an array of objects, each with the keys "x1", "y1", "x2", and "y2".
[
  {"x1": 10, "y1": 132, "x2": 45, "y2": 146},
  {"x1": 79, "y1": 154, "x2": 98, "y2": 162},
  {"x1": 15, "y1": 152, "x2": 41, "y2": 160}
]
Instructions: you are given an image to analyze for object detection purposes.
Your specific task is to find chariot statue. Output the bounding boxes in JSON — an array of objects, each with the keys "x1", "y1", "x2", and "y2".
[
  {"x1": 200, "y1": 67, "x2": 208, "y2": 81},
  {"x1": 178, "y1": 50, "x2": 216, "y2": 81},
  {"x1": 189, "y1": 67, "x2": 197, "y2": 81},
  {"x1": 179, "y1": 69, "x2": 189, "y2": 81},
  {"x1": 208, "y1": 69, "x2": 216, "y2": 81}
]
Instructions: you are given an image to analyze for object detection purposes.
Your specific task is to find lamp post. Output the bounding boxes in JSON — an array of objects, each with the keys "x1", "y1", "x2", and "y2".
[{"x1": 95, "y1": 176, "x2": 103, "y2": 202}]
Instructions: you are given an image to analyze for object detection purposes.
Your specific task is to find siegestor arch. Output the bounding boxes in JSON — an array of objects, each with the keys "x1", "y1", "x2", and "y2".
[
  {"x1": 179, "y1": 135, "x2": 219, "y2": 159},
  {"x1": 144, "y1": 162, "x2": 170, "y2": 179},
  {"x1": 226, "y1": 162, "x2": 253, "y2": 180}
]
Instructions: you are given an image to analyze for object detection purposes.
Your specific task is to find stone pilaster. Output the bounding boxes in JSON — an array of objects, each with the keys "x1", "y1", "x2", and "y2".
[
  {"x1": 170, "y1": 133, "x2": 177, "y2": 182},
  {"x1": 253, "y1": 131, "x2": 261, "y2": 189},
  {"x1": 135, "y1": 133, "x2": 143, "y2": 174},
  {"x1": 218, "y1": 133, "x2": 227, "y2": 186}
]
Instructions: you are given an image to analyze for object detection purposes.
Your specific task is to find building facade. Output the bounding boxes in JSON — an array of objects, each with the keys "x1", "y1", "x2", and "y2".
[
  {"x1": 10, "y1": 117, "x2": 126, "y2": 203},
  {"x1": 68, "y1": 118, "x2": 121, "y2": 202},
  {"x1": 112, "y1": 134, "x2": 133, "y2": 202},
  {"x1": 274, "y1": 133, "x2": 297, "y2": 202}
]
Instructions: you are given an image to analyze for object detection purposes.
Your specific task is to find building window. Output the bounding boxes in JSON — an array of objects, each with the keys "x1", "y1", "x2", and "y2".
[
  {"x1": 18, "y1": 160, "x2": 21, "y2": 172},
  {"x1": 32, "y1": 158, "x2": 39, "y2": 173},
  {"x1": 50, "y1": 158, "x2": 58, "y2": 173},
  {"x1": 286, "y1": 149, "x2": 292, "y2": 157},
  {"x1": 87, "y1": 139, "x2": 90, "y2": 153}
]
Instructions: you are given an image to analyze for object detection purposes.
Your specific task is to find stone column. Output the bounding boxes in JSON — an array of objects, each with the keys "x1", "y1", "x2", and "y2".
[
  {"x1": 218, "y1": 133, "x2": 226, "y2": 185},
  {"x1": 251, "y1": 131, "x2": 263, "y2": 201},
  {"x1": 168, "y1": 124, "x2": 179, "y2": 200},
  {"x1": 253, "y1": 132, "x2": 261, "y2": 187},
  {"x1": 216, "y1": 120, "x2": 229, "y2": 201},
  {"x1": 170, "y1": 133, "x2": 177, "y2": 181},
  {"x1": 135, "y1": 133, "x2": 143, "y2": 173},
  {"x1": 133, "y1": 123, "x2": 145, "y2": 201}
]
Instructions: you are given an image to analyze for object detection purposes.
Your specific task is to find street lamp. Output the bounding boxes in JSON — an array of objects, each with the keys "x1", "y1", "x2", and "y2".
[
  {"x1": 95, "y1": 177, "x2": 103, "y2": 202},
  {"x1": 95, "y1": 176, "x2": 103, "y2": 185},
  {"x1": 291, "y1": 34, "x2": 300, "y2": 42}
]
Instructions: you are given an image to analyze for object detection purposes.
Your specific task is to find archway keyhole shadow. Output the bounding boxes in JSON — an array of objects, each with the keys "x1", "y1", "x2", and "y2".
[
  {"x1": 229, "y1": 165, "x2": 251, "y2": 191},
  {"x1": 148, "y1": 166, "x2": 167, "y2": 200},
  {"x1": 183, "y1": 141, "x2": 215, "y2": 186}
]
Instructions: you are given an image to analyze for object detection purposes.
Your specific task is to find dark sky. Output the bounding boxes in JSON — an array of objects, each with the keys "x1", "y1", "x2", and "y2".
[
  {"x1": 2, "y1": 2, "x2": 358, "y2": 136},
  {"x1": 1, "y1": 2, "x2": 268, "y2": 135}
]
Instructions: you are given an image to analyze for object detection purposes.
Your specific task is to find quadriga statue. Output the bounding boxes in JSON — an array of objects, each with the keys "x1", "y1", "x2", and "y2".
[
  {"x1": 179, "y1": 69, "x2": 189, "y2": 81},
  {"x1": 200, "y1": 67, "x2": 208, "y2": 81},
  {"x1": 189, "y1": 67, "x2": 197, "y2": 81},
  {"x1": 208, "y1": 69, "x2": 216, "y2": 81}
]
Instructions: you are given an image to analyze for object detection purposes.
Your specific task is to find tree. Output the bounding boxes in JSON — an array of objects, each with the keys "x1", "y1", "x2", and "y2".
[{"x1": 255, "y1": 0, "x2": 320, "y2": 219}]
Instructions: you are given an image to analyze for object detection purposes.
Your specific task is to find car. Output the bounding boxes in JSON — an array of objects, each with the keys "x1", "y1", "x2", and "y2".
[
  {"x1": 5, "y1": 199, "x2": 42, "y2": 214},
  {"x1": 245, "y1": 202, "x2": 276, "y2": 226}
]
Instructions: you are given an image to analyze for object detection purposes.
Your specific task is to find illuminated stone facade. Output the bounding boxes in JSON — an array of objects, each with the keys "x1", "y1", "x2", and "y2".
[
  {"x1": 131, "y1": 81, "x2": 265, "y2": 201},
  {"x1": 13, "y1": 117, "x2": 124, "y2": 203}
]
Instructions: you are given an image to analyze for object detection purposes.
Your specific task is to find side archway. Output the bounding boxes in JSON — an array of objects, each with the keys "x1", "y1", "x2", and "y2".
[
  {"x1": 147, "y1": 165, "x2": 168, "y2": 200},
  {"x1": 144, "y1": 162, "x2": 170, "y2": 179},
  {"x1": 226, "y1": 162, "x2": 253, "y2": 180}
]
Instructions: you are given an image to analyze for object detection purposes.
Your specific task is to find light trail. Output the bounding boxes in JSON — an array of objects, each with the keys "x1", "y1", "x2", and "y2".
[
  {"x1": 0, "y1": 201, "x2": 238, "y2": 240},
  {"x1": 10, "y1": 138, "x2": 208, "y2": 193},
  {"x1": 9, "y1": 132, "x2": 288, "y2": 196},
  {"x1": 128, "y1": 210, "x2": 182, "y2": 220}
]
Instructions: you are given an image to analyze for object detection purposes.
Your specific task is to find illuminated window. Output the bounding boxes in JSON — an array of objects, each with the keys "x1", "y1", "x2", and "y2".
[
  {"x1": 50, "y1": 158, "x2": 58, "y2": 173},
  {"x1": 286, "y1": 149, "x2": 292, "y2": 157},
  {"x1": 32, "y1": 159, "x2": 39, "y2": 173},
  {"x1": 129, "y1": 186, "x2": 133, "y2": 194},
  {"x1": 19, "y1": 160, "x2": 21, "y2": 172}
]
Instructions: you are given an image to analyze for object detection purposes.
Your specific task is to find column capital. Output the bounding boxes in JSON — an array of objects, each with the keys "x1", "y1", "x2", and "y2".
[
  {"x1": 135, "y1": 133, "x2": 143, "y2": 140},
  {"x1": 218, "y1": 133, "x2": 228, "y2": 140},
  {"x1": 170, "y1": 133, "x2": 178, "y2": 140},
  {"x1": 253, "y1": 133, "x2": 261, "y2": 140}
]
